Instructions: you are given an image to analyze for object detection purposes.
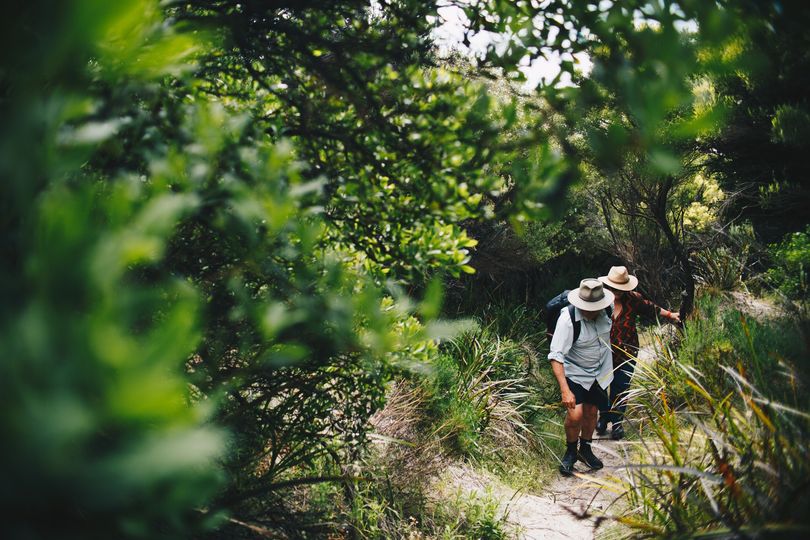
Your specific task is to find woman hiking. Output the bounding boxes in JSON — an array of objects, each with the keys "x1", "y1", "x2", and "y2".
[{"x1": 596, "y1": 266, "x2": 681, "y2": 439}]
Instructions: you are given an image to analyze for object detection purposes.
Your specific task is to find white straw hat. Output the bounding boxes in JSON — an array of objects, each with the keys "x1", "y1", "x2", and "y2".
[
  {"x1": 567, "y1": 279, "x2": 614, "y2": 311},
  {"x1": 598, "y1": 266, "x2": 639, "y2": 291}
]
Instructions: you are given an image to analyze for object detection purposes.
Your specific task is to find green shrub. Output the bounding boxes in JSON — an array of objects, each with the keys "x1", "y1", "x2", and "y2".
[
  {"x1": 417, "y1": 304, "x2": 531, "y2": 455},
  {"x1": 767, "y1": 226, "x2": 810, "y2": 301},
  {"x1": 425, "y1": 326, "x2": 535, "y2": 457},
  {"x1": 0, "y1": 3, "x2": 228, "y2": 538},
  {"x1": 693, "y1": 246, "x2": 746, "y2": 291},
  {"x1": 450, "y1": 491, "x2": 510, "y2": 540},
  {"x1": 294, "y1": 450, "x2": 510, "y2": 539}
]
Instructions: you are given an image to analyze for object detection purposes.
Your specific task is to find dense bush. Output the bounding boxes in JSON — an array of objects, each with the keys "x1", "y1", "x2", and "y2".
[{"x1": 425, "y1": 319, "x2": 536, "y2": 457}]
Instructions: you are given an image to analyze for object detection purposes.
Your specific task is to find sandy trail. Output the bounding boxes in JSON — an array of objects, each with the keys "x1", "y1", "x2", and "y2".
[{"x1": 442, "y1": 436, "x2": 631, "y2": 539}]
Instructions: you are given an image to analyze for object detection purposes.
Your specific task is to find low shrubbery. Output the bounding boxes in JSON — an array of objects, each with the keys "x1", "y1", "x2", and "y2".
[
  {"x1": 614, "y1": 292, "x2": 810, "y2": 538},
  {"x1": 425, "y1": 323, "x2": 535, "y2": 457},
  {"x1": 341, "y1": 477, "x2": 509, "y2": 540},
  {"x1": 767, "y1": 226, "x2": 810, "y2": 302}
]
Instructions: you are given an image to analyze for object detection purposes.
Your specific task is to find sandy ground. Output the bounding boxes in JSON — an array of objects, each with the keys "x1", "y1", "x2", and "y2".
[
  {"x1": 728, "y1": 290, "x2": 782, "y2": 320},
  {"x1": 440, "y1": 435, "x2": 632, "y2": 540}
]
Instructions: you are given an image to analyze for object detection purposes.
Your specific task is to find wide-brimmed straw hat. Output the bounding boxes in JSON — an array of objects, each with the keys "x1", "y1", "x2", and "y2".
[
  {"x1": 598, "y1": 266, "x2": 639, "y2": 292},
  {"x1": 567, "y1": 279, "x2": 614, "y2": 311}
]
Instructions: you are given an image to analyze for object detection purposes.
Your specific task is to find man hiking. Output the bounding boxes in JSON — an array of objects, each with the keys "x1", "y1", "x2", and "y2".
[{"x1": 548, "y1": 279, "x2": 614, "y2": 476}]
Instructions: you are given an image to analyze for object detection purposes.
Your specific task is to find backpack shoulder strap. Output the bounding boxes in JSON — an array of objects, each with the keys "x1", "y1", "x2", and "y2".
[{"x1": 568, "y1": 304, "x2": 581, "y2": 344}]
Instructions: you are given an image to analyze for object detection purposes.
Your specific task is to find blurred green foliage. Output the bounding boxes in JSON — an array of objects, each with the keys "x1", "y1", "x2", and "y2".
[
  {"x1": 1, "y1": 2, "x2": 226, "y2": 538},
  {"x1": 518, "y1": 186, "x2": 609, "y2": 268}
]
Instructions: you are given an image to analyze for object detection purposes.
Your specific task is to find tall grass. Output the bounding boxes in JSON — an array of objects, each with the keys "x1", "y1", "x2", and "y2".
[
  {"x1": 428, "y1": 329, "x2": 534, "y2": 456},
  {"x1": 612, "y1": 293, "x2": 810, "y2": 538},
  {"x1": 422, "y1": 302, "x2": 563, "y2": 463}
]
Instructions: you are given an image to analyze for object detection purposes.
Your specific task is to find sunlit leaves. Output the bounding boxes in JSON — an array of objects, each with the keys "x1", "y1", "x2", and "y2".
[
  {"x1": 771, "y1": 105, "x2": 810, "y2": 147},
  {"x1": 178, "y1": 1, "x2": 517, "y2": 282}
]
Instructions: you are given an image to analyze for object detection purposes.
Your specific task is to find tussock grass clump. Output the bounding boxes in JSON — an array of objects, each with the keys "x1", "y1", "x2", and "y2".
[
  {"x1": 426, "y1": 328, "x2": 536, "y2": 457},
  {"x1": 612, "y1": 293, "x2": 810, "y2": 538},
  {"x1": 421, "y1": 303, "x2": 566, "y2": 471}
]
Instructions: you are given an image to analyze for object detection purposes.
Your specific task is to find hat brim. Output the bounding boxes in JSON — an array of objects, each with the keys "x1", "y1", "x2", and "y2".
[
  {"x1": 567, "y1": 288, "x2": 614, "y2": 311},
  {"x1": 598, "y1": 275, "x2": 638, "y2": 291}
]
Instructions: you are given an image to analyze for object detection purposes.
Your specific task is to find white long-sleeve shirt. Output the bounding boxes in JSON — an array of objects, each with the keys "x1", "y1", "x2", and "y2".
[{"x1": 548, "y1": 306, "x2": 614, "y2": 390}]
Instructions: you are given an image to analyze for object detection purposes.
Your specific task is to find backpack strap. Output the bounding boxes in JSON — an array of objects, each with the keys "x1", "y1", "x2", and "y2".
[
  {"x1": 570, "y1": 304, "x2": 613, "y2": 345},
  {"x1": 568, "y1": 304, "x2": 581, "y2": 344}
]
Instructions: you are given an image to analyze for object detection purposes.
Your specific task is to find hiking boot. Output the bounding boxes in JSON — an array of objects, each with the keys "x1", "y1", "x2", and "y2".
[
  {"x1": 595, "y1": 418, "x2": 608, "y2": 436},
  {"x1": 559, "y1": 445, "x2": 578, "y2": 476},
  {"x1": 611, "y1": 423, "x2": 625, "y2": 440},
  {"x1": 578, "y1": 441, "x2": 604, "y2": 470}
]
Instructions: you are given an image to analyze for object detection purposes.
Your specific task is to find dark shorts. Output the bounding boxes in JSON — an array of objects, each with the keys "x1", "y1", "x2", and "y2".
[{"x1": 566, "y1": 378, "x2": 609, "y2": 409}]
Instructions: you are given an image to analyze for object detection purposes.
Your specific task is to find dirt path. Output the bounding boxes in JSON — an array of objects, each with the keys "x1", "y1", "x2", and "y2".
[
  {"x1": 728, "y1": 291, "x2": 782, "y2": 320},
  {"x1": 441, "y1": 437, "x2": 631, "y2": 539}
]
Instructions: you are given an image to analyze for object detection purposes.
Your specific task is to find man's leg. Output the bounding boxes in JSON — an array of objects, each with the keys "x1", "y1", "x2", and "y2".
[
  {"x1": 564, "y1": 404, "x2": 584, "y2": 442},
  {"x1": 580, "y1": 403, "x2": 598, "y2": 439},
  {"x1": 560, "y1": 404, "x2": 583, "y2": 476},
  {"x1": 578, "y1": 401, "x2": 605, "y2": 470}
]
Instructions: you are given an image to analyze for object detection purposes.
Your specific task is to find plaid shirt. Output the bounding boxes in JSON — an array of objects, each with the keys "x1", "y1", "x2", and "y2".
[{"x1": 611, "y1": 291, "x2": 666, "y2": 364}]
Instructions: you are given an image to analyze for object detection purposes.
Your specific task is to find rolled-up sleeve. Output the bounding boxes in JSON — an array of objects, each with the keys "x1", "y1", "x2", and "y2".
[{"x1": 548, "y1": 308, "x2": 573, "y2": 364}]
